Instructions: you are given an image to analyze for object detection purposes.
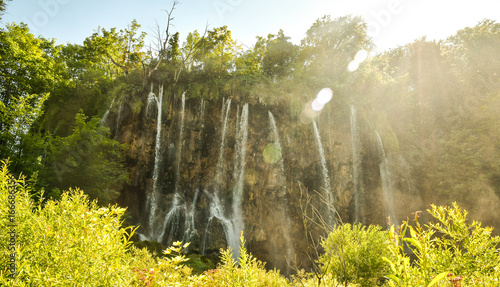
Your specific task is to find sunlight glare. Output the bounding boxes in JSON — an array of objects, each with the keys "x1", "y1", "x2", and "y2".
[
  {"x1": 311, "y1": 99, "x2": 325, "y2": 111},
  {"x1": 348, "y1": 49, "x2": 368, "y2": 72},
  {"x1": 348, "y1": 61, "x2": 360, "y2": 72},
  {"x1": 316, "y1": 88, "x2": 333, "y2": 105},
  {"x1": 354, "y1": 49, "x2": 368, "y2": 62}
]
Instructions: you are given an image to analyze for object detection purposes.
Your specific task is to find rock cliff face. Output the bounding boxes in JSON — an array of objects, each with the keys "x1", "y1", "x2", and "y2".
[{"x1": 103, "y1": 84, "x2": 437, "y2": 273}]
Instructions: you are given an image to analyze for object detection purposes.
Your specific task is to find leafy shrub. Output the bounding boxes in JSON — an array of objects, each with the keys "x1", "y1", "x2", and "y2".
[
  {"x1": 197, "y1": 233, "x2": 291, "y2": 287},
  {"x1": 317, "y1": 223, "x2": 391, "y2": 286},
  {"x1": 384, "y1": 203, "x2": 500, "y2": 286},
  {"x1": 0, "y1": 162, "x2": 136, "y2": 286}
]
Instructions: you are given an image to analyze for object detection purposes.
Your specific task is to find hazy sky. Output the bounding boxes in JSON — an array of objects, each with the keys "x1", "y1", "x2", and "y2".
[{"x1": 2, "y1": 0, "x2": 500, "y2": 51}]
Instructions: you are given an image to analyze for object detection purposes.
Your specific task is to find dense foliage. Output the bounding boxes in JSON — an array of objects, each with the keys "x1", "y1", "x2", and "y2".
[
  {"x1": 2, "y1": 162, "x2": 500, "y2": 285},
  {"x1": 318, "y1": 223, "x2": 391, "y2": 286}
]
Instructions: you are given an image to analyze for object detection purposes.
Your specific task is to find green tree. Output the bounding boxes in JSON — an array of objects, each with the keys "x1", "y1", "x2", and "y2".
[
  {"x1": 262, "y1": 30, "x2": 297, "y2": 80},
  {"x1": 0, "y1": 23, "x2": 61, "y2": 176},
  {"x1": 299, "y1": 15, "x2": 372, "y2": 85},
  {"x1": 0, "y1": 0, "x2": 10, "y2": 19},
  {"x1": 43, "y1": 112, "x2": 128, "y2": 204},
  {"x1": 186, "y1": 26, "x2": 242, "y2": 75},
  {"x1": 84, "y1": 19, "x2": 146, "y2": 77}
]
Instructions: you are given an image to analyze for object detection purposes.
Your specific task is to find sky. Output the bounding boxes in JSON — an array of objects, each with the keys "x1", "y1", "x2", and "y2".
[{"x1": 2, "y1": 0, "x2": 500, "y2": 52}]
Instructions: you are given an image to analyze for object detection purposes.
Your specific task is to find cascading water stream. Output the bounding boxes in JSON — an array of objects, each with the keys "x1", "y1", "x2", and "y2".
[
  {"x1": 350, "y1": 105, "x2": 363, "y2": 223},
  {"x1": 159, "y1": 92, "x2": 187, "y2": 243},
  {"x1": 268, "y1": 111, "x2": 294, "y2": 275},
  {"x1": 100, "y1": 98, "x2": 115, "y2": 126},
  {"x1": 215, "y1": 98, "x2": 232, "y2": 187},
  {"x1": 183, "y1": 188, "x2": 199, "y2": 244},
  {"x1": 268, "y1": 111, "x2": 285, "y2": 175},
  {"x1": 230, "y1": 103, "x2": 249, "y2": 259},
  {"x1": 312, "y1": 121, "x2": 335, "y2": 224},
  {"x1": 175, "y1": 92, "x2": 186, "y2": 193},
  {"x1": 182, "y1": 98, "x2": 205, "y2": 245},
  {"x1": 375, "y1": 131, "x2": 398, "y2": 225},
  {"x1": 201, "y1": 98, "x2": 236, "y2": 255},
  {"x1": 115, "y1": 96, "x2": 126, "y2": 132},
  {"x1": 312, "y1": 122, "x2": 332, "y2": 201},
  {"x1": 146, "y1": 85, "x2": 164, "y2": 240}
]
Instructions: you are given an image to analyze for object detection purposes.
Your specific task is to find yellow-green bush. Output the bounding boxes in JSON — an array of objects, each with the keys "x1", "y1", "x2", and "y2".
[
  {"x1": 196, "y1": 234, "x2": 290, "y2": 287},
  {"x1": 384, "y1": 203, "x2": 500, "y2": 286},
  {"x1": 317, "y1": 223, "x2": 392, "y2": 286},
  {"x1": 0, "y1": 162, "x2": 137, "y2": 286}
]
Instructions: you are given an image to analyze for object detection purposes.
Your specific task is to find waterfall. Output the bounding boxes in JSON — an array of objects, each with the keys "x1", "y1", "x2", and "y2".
[
  {"x1": 268, "y1": 111, "x2": 294, "y2": 275},
  {"x1": 350, "y1": 105, "x2": 363, "y2": 223},
  {"x1": 159, "y1": 92, "x2": 188, "y2": 243},
  {"x1": 182, "y1": 98, "x2": 207, "y2": 246},
  {"x1": 202, "y1": 98, "x2": 236, "y2": 256},
  {"x1": 215, "y1": 98, "x2": 232, "y2": 188},
  {"x1": 230, "y1": 103, "x2": 249, "y2": 259},
  {"x1": 268, "y1": 111, "x2": 285, "y2": 174},
  {"x1": 375, "y1": 131, "x2": 398, "y2": 225},
  {"x1": 100, "y1": 98, "x2": 115, "y2": 126},
  {"x1": 175, "y1": 92, "x2": 186, "y2": 193},
  {"x1": 201, "y1": 191, "x2": 233, "y2": 255},
  {"x1": 115, "y1": 96, "x2": 126, "y2": 132},
  {"x1": 146, "y1": 85, "x2": 164, "y2": 240},
  {"x1": 183, "y1": 188, "x2": 199, "y2": 244},
  {"x1": 312, "y1": 121, "x2": 335, "y2": 224},
  {"x1": 312, "y1": 122, "x2": 332, "y2": 203}
]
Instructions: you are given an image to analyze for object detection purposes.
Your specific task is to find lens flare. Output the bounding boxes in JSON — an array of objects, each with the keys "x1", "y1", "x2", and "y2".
[
  {"x1": 316, "y1": 88, "x2": 333, "y2": 105},
  {"x1": 348, "y1": 50, "x2": 369, "y2": 72},
  {"x1": 348, "y1": 61, "x2": 360, "y2": 72},
  {"x1": 354, "y1": 49, "x2": 368, "y2": 62},
  {"x1": 311, "y1": 99, "x2": 325, "y2": 111},
  {"x1": 263, "y1": 143, "x2": 282, "y2": 164}
]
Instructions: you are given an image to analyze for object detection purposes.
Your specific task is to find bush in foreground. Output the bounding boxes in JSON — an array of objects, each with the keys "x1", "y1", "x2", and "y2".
[
  {"x1": 0, "y1": 162, "x2": 137, "y2": 286},
  {"x1": 384, "y1": 203, "x2": 500, "y2": 286},
  {"x1": 318, "y1": 223, "x2": 392, "y2": 286}
]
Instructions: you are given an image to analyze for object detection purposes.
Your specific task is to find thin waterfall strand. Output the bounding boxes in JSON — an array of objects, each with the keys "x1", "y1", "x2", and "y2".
[
  {"x1": 230, "y1": 103, "x2": 249, "y2": 259},
  {"x1": 350, "y1": 105, "x2": 363, "y2": 223},
  {"x1": 147, "y1": 84, "x2": 164, "y2": 240},
  {"x1": 375, "y1": 131, "x2": 398, "y2": 225}
]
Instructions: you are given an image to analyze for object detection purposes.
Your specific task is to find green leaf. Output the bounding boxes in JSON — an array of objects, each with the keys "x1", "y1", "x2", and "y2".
[
  {"x1": 427, "y1": 272, "x2": 450, "y2": 287},
  {"x1": 404, "y1": 237, "x2": 423, "y2": 251}
]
